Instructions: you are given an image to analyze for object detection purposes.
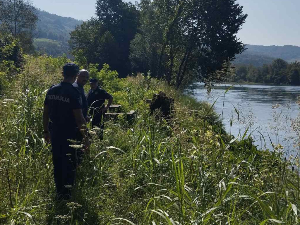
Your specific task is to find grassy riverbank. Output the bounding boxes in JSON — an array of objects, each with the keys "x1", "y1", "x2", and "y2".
[{"x1": 0, "y1": 56, "x2": 299, "y2": 224}]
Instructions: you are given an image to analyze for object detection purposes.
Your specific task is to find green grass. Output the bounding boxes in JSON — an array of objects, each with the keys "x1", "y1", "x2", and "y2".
[
  {"x1": 0, "y1": 55, "x2": 299, "y2": 224},
  {"x1": 33, "y1": 39, "x2": 70, "y2": 57},
  {"x1": 34, "y1": 38, "x2": 62, "y2": 44}
]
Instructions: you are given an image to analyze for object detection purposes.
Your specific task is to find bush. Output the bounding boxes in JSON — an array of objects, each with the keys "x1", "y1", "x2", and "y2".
[{"x1": 0, "y1": 33, "x2": 24, "y2": 92}]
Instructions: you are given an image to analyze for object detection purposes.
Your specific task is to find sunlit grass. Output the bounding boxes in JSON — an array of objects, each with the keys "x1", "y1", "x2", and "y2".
[{"x1": 0, "y1": 55, "x2": 299, "y2": 224}]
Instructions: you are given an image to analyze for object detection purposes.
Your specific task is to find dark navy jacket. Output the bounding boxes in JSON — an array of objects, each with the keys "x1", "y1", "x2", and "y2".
[
  {"x1": 44, "y1": 82, "x2": 82, "y2": 138},
  {"x1": 87, "y1": 87, "x2": 112, "y2": 115}
]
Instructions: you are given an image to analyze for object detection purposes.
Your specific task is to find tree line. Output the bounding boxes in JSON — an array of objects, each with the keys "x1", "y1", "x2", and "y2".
[
  {"x1": 0, "y1": 0, "x2": 248, "y2": 88},
  {"x1": 70, "y1": 0, "x2": 247, "y2": 88},
  {"x1": 232, "y1": 58, "x2": 300, "y2": 85}
]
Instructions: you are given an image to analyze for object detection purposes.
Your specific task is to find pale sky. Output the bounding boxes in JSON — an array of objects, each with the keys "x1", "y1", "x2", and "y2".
[{"x1": 31, "y1": 0, "x2": 300, "y2": 47}]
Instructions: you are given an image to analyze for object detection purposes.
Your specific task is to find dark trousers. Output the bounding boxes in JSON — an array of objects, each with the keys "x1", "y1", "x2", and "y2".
[
  {"x1": 91, "y1": 113, "x2": 104, "y2": 139},
  {"x1": 51, "y1": 133, "x2": 82, "y2": 199},
  {"x1": 91, "y1": 112, "x2": 103, "y2": 127}
]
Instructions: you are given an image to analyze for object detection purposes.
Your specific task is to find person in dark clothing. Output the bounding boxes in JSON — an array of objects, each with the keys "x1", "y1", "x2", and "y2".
[
  {"x1": 87, "y1": 78, "x2": 113, "y2": 130},
  {"x1": 150, "y1": 91, "x2": 174, "y2": 120},
  {"x1": 73, "y1": 69, "x2": 89, "y2": 121},
  {"x1": 43, "y1": 63, "x2": 89, "y2": 200}
]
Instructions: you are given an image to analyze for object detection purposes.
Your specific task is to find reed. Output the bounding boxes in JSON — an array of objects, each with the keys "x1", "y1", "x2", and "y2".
[{"x1": 0, "y1": 55, "x2": 299, "y2": 224}]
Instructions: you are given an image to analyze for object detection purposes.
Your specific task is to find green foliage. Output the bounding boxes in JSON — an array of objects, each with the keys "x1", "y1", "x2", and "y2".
[
  {"x1": 289, "y1": 62, "x2": 300, "y2": 85},
  {"x1": 232, "y1": 58, "x2": 300, "y2": 85},
  {"x1": 130, "y1": 0, "x2": 247, "y2": 88},
  {"x1": 33, "y1": 38, "x2": 71, "y2": 58},
  {"x1": 0, "y1": 0, "x2": 38, "y2": 53},
  {"x1": 95, "y1": 64, "x2": 120, "y2": 93},
  {"x1": 87, "y1": 63, "x2": 99, "y2": 78},
  {"x1": 0, "y1": 33, "x2": 23, "y2": 93},
  {"x1": 0, "y1": 34, "x2": 23, "y2": 69},
  {"x1": 70, "y1": 19, "x2": 117, "y2": 70},
  {"x1": 69, "y1": 0, "x2": 247, "y2": 87},
  {"x1": 0, "y1": 56, "x2": 299, "y2": 224},
  {"x1": 70, "y1": 0, "x2": 139, "y2": 77},
  {"x1": 271, "y1": 59, "x2": 288, "y2": 84}
]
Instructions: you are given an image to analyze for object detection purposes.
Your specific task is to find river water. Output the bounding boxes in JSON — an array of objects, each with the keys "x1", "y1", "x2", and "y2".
[{"x1": 190, "y1": 83, "x2": 300, "y2": 156}]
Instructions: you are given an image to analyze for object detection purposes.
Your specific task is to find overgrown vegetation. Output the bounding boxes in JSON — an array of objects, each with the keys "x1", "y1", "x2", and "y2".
[
  {"x1": 0, "y1": 56, "x2": 299, "y2": 224},
  {"x1": 0, "y1": 33, "x2": 23, "y2": 93}
]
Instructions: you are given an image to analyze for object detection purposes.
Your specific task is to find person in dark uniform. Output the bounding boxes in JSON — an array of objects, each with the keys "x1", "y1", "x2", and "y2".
[
  {"x1": 87, "y1": 78, "x2": 113, "y2": 130},
  {"x1": 43, "y1": 63, "x2": 89, "y2": 200},
  {"x1": 73, "y1": 69, "x2": 89, "y2": 121}
]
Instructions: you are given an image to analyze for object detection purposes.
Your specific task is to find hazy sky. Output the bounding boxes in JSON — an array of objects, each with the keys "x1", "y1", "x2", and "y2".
[{"x1": 31, "y1": 0, "x2": 300, "y2": 47}]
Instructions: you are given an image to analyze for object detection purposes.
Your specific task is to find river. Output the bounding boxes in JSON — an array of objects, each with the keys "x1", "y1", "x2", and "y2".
[{"x1": 190, "y1": 83, "x2": 300, "y2": 157}]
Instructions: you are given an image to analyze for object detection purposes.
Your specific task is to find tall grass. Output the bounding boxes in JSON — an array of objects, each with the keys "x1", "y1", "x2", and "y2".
[{"x1": 0, "y1": 55, "x2": 299, "y2": 224}]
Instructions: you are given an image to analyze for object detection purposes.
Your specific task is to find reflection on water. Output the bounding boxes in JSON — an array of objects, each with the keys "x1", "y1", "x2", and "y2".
[{"x1": 190, "y1": 83, "x2": 300, "y2": 156}]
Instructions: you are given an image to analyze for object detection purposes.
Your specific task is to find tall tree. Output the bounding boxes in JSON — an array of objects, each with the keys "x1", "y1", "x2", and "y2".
[
  {"x1": 97, "y1": 0, "x2": 140, "y2": 76},
  {"x1": 289, "y1": 62, "x2": 300, "y2": 85},
  {"x1": 70, "y1": 0, "x2": 139, "y2": 77},
  {"x1": 290, "y1": 69, "x2": 300, "y2": 85},
  {"x1": 96, "y1": 0, "x2": 124, "y2": 28},
  {"x1": 271, "y1": 58, "x2": 288, "y2": 84},
  {"x1": 130, "y1": 0, "x2": 162, "y2": 78},
  {"x1": 0, "y1": 0, "x2": 38, "y2": 53},
  {"x1": 70, "y1": 19, "x2": 118, "y2": 69},
  {"x1": 130, "y1": 0, "x2": 247, "y2": 88}
]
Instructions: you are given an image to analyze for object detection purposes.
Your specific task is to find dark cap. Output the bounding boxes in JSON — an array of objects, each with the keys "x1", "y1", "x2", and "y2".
[
  {"x1": 63, "y1": 63, "x2": 79, "y2": 77},
  {"x1": 89, "y1": 78, "x2": 98, "y2": 83}
]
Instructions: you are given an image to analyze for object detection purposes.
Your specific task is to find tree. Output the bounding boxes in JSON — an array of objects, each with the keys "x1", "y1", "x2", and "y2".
[
  {"x1": 271, "y1": 58, "x2": 288, "y2": 84},
  {"x1": 130, "y1": 0, "x2": 247, "y2": 88},
  {"x1": 0, "y1": 33, "x2": 23, "y2": 93},
  {"x1": 0, "y1": 0, "x2": 38, "y2": 53},
  {"x1": 289, "y1": 62, "x2": 300, "y2": 85},
  {"x1": 70, "y1": 0, "x2": 139, "y2": 77},
  {"x1": 0, "y1": 33, "x2": 23, "y2": 71},
  {"x1": 290, "y1": 69, "x2": 300, "y2": 85},
  {"x1": 70, "y1": 19, "x2": 118, "y2": 69},
  {"x1": 246, "y1": 65, "x2": 261, "y2": 83},
  {"x1": 96, "y1": 0, "x2": 140, "y2": 76},
  {"x1": 235, "y1": 65, "x2": 248, "y2": 82},
  {"x1": 130, "y1": 0, "x2": 162, "y2": 78},
  {"x1": 260, "y1": 64, "x2": 271, "y2": 83},
  {"x1": 96, "y1": 0, "x2": 124, "y2": 28}
]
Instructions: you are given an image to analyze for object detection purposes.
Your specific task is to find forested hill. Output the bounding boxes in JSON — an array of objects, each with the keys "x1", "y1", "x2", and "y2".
[
  {"x1": 33, "y1": 9, "x2": 83, "y2": 57},
  {"x1": 246, "y1": 44, "x2": 300, "y2": 62},
  {"x1": 32, "y1": 10, "x2": 300, "y2": 67},
  {"x1": 234, "y1": 44, "x2": 300, "y2": 67}
]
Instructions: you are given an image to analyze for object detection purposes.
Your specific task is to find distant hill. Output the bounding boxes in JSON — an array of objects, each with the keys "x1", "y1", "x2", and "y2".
[
  {"x1": 33, "y1": 10, "x2": 300, "y2": 64},
  {"x1": 245, "y1": 44, "x2": 300, "y2": 62},
  {"x1": 233, "y1": 44, "x2": 300, "y2": 67},
  {"x1": 233, "y1": 52, "x2": 275, "y2": 67},
  {"x1": 33, "y1": 38, "x2": 70, "y2": 58},
  {"x1": 33, "y1": 10, "x2": 83, "y2": 57}
]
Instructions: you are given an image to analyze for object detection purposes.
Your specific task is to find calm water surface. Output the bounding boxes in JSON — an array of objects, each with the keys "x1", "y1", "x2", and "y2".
[{"x1": 190, "y1": 84, "x2": 300, "y2": 156}]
